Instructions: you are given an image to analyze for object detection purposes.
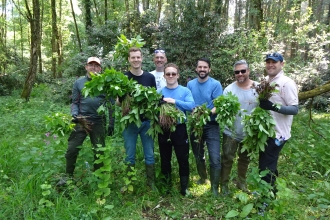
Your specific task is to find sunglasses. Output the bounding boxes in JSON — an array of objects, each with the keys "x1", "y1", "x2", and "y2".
[
  {"x1": 234, "y1": 69, "x2": 247, "y2": 74},
  {"x1": 165, "y1": 73, "x2": 177, "y2": 77},
  {"x1": 154, "y1": 49, "x2": 165, "y2": 54}
]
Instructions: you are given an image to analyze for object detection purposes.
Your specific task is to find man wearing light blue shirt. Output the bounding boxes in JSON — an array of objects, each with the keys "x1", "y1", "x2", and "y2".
[{"x1": 187, "y1": 58, "x2": 223, "y2": 196}]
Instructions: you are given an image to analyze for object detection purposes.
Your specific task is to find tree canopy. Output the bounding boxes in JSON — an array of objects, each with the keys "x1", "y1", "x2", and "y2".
[{"x1": 0, "y1": 0, "x2": 329, "y2": 106}]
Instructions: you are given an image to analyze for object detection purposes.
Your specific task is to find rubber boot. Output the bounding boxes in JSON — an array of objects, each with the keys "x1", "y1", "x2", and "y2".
[
  {"x1": 66, "y1": 158, "x2": 76, "y2": 175},
  {"x1": 210, "y1": 168, "x2": 220, "y2": 196},
  {"x1": 236, "y1": 159, "x2": 249, "y2": 193},
  {"x1": 220, "y1": 164, "x2": 232, "y2": 195},
  {"x1": 196, "y1": 161, "x2": 207, "y2": 185},
  {"x1": 180, "y1": 176, "x2": 190, "y2": 196},
  {"x1": 146, "y1": 164, "x2": 158, "y2": 192}
]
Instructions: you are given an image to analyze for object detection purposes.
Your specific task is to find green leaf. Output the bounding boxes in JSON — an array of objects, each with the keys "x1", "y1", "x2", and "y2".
[
  {"x1": 239, "y1": 203, "x2": 254, "y2": 217},
  {"x1": 225, "y1": 210, "x2": 239, "y2": 218}
]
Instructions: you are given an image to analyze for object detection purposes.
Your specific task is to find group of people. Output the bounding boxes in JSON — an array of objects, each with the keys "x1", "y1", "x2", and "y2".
[{"x1": 61, "y1": 49, "x2": 299, "y2": 197}]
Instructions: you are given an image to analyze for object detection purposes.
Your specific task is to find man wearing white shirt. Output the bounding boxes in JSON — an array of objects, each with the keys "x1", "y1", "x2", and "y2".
[{"x1": 150, "y1": 49, "x2": 167, "y2": 91}]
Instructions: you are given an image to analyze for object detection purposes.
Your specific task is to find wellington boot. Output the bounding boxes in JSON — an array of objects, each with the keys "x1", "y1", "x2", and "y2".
[
  {"x1": 220, "y1": 163, "x2": 232, "y2": 194},
  {"x1": 210, "y1": 168, "x2": 220, "y2": 196},
  {"x1": 146, "y1": 164, "x2": 158, "y2": 192},
  {"x1": 196, "y1": 161, "x2": 207, "y2": 185},
  {"x1": 180, "y1": 176, "x2": 190, "y2": 196}
]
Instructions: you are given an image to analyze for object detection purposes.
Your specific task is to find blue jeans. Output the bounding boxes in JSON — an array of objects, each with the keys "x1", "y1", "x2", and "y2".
[
  {"x1": 122, "y1": 121, "x2": 155, "y2": 165},
  {"x1": 191, "y1": 123, "x2": 221, "y2": 169}
]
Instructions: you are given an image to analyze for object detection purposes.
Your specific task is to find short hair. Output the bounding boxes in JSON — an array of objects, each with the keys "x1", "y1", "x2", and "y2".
[
  {"x1": 128, "y1": 47, "x2": 142, "y2": 57},
  {"x1": 196, "y1": 58, "x2": 211, "y2": 68},
  {"x1": 164, "y1": 63, "x2": 180, "y2": 74},
  {"x1": 233, "y1": 60, "x2": 249, "y2": 70}
]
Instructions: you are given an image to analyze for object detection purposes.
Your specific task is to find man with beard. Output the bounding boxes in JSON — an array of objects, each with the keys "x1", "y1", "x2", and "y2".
[
  {"x1": 187, "y1": 57, "x2": 223, "y2": 196},
  {"x1": 150, "y1": 49, "x2": 167, "y2": 92},
  {"x1": 220, "y1": 60, "x2": 258, "y2": 194}
]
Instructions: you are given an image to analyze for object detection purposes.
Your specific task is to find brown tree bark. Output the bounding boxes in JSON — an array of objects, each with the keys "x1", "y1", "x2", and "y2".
[
  {"x1": 298, "y1": 81, "x2": 330, "y2": 101},
  {"x1": 156, "y1": 0, "x2": 162, "y2": 24},
  {"x1": 70, "y1": 0, "x2": 82, "y2": 52},
  {"x1": 21, "y1": 0, "x2": 41, "y2": 101}
]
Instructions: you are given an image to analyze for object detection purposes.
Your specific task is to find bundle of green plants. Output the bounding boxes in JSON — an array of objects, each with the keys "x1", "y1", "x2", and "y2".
[
  {"x1": 83, "y1": 68, "x2": 136, "y2": 99},
  {"x1": 120, "y1": 84, "x2": 162, "y2": 138},
  {"x1": 188, "y1": 104, "x2": 210, "y2": 143},
  {"x1": 241, "y1": 78, "x2": 277, "y2": 160},
  {"x1": 159, "y1": 103, "x2": 186, "y2": 132},
  {"x1": 44, "y1": 112, "x2": 75, "y2": 136},
  {"x1": 213, "y1": 92, "x2": 241, "y2": 132}
]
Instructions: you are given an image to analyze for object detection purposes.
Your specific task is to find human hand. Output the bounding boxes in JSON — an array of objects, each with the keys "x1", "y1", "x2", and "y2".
[
  {"x1": 163, "y1": 98, "x2": 176, "y2": 104},
  {"x1": 259, "y1": 99, "x2": 278, "y2": 111},
  {"x1": 72, "y1": 115, "x2": 79, "y2": 123}
]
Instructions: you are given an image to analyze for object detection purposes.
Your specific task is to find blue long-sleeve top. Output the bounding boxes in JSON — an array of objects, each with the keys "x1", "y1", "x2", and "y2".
[
  {"x1": 187, "y1": 77, "x2": 223, "y2": 121},
  {"x1": 160, "y1": 85, "x2": 195, "y2": 115}
]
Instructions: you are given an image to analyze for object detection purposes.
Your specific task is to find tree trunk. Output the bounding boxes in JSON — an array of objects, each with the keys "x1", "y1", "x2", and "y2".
[
  {"x1": 105, "y1": 0, "x2": 108, "y2": 21},
  {"x1": 298, "y1": 81, "x2": 330, "y2": 101},
  {"x1": 21, "y1": 0, "x2": 41, "y2": 101},
  {"x1": 51, "y1": 0, "x2": 58, "y2": 78},
  {"x1": 84, "y1": 0, "x2": 92, "y2": 45},
  {"x1": 70, "y1": 0, "x2": 82, "y2": 52},
  {"x1": 156, "y1": 0, "x2": 162, "y2": 24},
  {"x1": 0, "y1": 0, "x2": 7, "y2": 74},
  {"x1": 125, "y1": 0, "x2": 130, "y2": 36}
]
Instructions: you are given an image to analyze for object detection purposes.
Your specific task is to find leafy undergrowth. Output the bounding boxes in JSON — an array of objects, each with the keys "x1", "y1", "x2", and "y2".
[{"x1": 0, "y1": 86, "x2": 329, "y2": 219}]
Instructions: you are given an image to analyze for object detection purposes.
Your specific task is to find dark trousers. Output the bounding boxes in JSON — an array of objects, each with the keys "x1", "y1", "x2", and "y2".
[
  {"x1": 191, "y1": 124, "x2": 221, "y2": 169},
  {"x1": 259, "y1": 137, "x2": 285, "y2": 186},
  {"x1": 65, "y1": 122, "x2": 106, "y2": 174},
  {"x1": 158, "y1": 124, "x2": 189, "y2": 177}
]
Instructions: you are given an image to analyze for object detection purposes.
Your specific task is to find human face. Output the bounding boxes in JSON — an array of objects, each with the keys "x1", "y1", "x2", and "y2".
[
  {"x1": 153, "y1": 52, "x2": 167, "y2": 68},
  {"x1": 196, "y1": 61, "x2": 211, "y2": 79},
  {"x1": 234, "y1": 64, "x2": 249, "y2": 83},
  {"x1": 265, "y1": 59, "x2": 284, "y2": 78},
  {"x1": 85, "y1": 62, "x2": 101, "y2": 75},
  {"x1": 128, "y1": 51, "x2": 143, "y2": 69},
  {"x1": 164, "y1": 67, "x2": 179, "y2": 87}
]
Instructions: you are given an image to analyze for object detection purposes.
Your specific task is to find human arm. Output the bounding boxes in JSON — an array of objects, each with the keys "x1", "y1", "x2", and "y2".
[
  {"x1": 70, "y1": 81, "x2": 80, "y2": 117},
  {"x1": 259, "y1": 99, "x2": 298, "y2": 115}
]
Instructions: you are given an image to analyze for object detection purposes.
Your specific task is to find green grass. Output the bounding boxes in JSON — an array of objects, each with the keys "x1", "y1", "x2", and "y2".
[{"x1": 0, "y1": 86, "x2": 329, "y2": 219}]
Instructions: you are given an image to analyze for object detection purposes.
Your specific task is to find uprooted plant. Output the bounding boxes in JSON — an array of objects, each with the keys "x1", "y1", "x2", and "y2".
[
  {"x1": 188, "y1": 104, "x2": 210, "y2": 143},
  {"x1": 213, "y1": 92, "x2": 241, "y2": 133},
  {"x1": 241, "y1": 78, "x2": 278, "y2": 160},
  {"x1": 159, "y1": 103, "x2": 186, "y2": 132}
]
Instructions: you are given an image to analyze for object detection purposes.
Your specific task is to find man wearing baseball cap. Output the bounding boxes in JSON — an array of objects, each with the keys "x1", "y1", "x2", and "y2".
[
  {"x1": 258, "y1": 52, "x2": 299, "y2": 195},
  {"x1": 58, "y1": 57, "x2": 107, "y2": 185}
]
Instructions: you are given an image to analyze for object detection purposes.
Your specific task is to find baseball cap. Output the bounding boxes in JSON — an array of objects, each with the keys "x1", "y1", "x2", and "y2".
[
  {"x1": 87, "y1": 57, "x2": 101, "y2": 65},
  {"x1": 265, "y1": 52, "x2": 283, "y2": 62}
]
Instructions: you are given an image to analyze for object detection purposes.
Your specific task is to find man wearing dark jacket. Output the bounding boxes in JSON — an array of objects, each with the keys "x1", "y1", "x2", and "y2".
[{"x1": 64, "y1": 57, "x2": 107, "y2": 176}]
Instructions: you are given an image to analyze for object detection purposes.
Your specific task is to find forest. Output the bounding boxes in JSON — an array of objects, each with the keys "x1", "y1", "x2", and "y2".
[{"x1": 0, "y1": 0, "x2": 330, "y2": 219}]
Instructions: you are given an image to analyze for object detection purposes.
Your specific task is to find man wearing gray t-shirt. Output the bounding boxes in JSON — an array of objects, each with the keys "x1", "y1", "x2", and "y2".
[{"x1": 220, "y1": 60, "x2": 258, "y2": 194}]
